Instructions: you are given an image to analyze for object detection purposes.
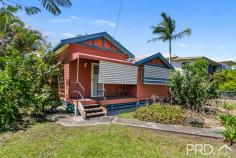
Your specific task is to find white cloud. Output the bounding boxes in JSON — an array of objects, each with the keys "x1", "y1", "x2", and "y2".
[
  {"x1": 177, "y1": 43, "x2": 206, "y2": 48},
  {"x1": 94, "y1": 20, "x2": 116, "y2": 27},
  {"x1": 50, "y1": 19, "x2": 72, "y2": 23},
  {"x1": 177, "y1": 43, "x2": 188, "y2": 48},
  {"x1": 70, "y1": 16, "x2": 81, "y2": 20},
  {"x1": 63, "y1": 33, "x2": 75, "y2": 38},
  {"x1": 190, "y1": 43, "x2": 205, "y2": 48},
  {"x1": 51, "y1": 16, "x2": 116, "y2": 27}
]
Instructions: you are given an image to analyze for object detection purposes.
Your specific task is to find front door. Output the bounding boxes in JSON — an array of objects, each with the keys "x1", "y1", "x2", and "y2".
[{"x1": 91, "y1": 63, "x2": 104, "y2": 97}]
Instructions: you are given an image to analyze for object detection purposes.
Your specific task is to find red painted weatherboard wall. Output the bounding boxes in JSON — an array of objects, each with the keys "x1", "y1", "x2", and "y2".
[
  {"x1": 57, "y1": 38, "x2": 170, "y2": 101},
  {"x1": 136, "y1": 57, "x2": 170, "y2": 100}
]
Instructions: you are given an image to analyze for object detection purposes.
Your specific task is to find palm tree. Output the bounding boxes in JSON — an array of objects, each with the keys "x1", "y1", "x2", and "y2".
[
  {"x1": 149, "y1": 12, "x2": 191, "y2": 64},
  {"x1": 0, "y1": 6, "x2": 24, "y2": 54},
  {"x1": 0, "y1": 0, "x2": 72, "y2": 16},
  {"x1": 0, "y1": 7, "x2": 43, "y2": 55}
]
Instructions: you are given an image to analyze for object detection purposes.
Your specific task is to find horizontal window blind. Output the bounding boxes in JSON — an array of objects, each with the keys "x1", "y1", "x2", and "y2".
[
  {"x1": 98, "y1": 61, "x2": 138, "y2": 85},
  {"x1": 143, "y1": 65, "x2": 171, "y2": 85}
]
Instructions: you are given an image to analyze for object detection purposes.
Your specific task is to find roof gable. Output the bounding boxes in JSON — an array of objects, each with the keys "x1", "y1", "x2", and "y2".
[
  {"x1": 135, "y1": 53, "x2": 174, "y2": 69},
  {"x1": 79, "y1": 37, "x2": 122, "y2": 53},
  {"x1": 53, "y1": 32, "x2": 135, "y2": 58}
]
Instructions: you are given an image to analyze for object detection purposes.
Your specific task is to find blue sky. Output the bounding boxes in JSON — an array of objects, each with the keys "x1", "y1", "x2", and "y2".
[{"x1": 15, "y1": 0, "x2": 236, "y2": 61}]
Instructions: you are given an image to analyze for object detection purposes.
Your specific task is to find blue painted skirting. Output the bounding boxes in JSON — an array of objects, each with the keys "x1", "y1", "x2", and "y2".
[
  {"x1": 106, "y1": 100, "x2": 147, "y2": 111},
  {"x1": 64, "y1": 100, "x2": 148, "y2": 114}
]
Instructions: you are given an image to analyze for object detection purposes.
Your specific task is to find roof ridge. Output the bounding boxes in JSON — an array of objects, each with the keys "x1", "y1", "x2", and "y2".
[
  {"x1": 61, "y1": 32, "x2": 107, "y2": 42},
  {"x1": 134, "y1": 52, "x2": 174, "y2": 69}
]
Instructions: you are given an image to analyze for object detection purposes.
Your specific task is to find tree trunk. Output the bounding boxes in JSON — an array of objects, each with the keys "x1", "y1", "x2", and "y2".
[{"x1": 169, "y1": 39, "x2": 172, "y2": 64}]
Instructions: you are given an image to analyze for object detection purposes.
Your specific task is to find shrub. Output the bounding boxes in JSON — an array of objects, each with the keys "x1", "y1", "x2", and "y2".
[
  {"x1": 133, "y1": 104, "x2": 186, "y2": 125},
  {"x1": 214, "y1": 69, "x2": 236, "y2": 91},
  {"x1": 219, "y1": 114, "x2": 236, "y2": 146},
  {"x1": 0, "y1": 9, "x2": 61, "y2": 130},
  {"x1": 169, "y1": 59, "x2": 218, "y2": 109}
]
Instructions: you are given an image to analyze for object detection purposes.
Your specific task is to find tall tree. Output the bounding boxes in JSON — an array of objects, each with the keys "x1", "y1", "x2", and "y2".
[
  {"x1": 0, "y1": 6, "x2": 43, "y2": 56},
  {"x1": 0, "y1": 0, "x2": 72, "y2": 16},
  {"x1": 0, "y1": 8, "x2": 61, "y2": 130},
  {"x1": 149, "y1": 12, "x2": 191, "y2": 64}
]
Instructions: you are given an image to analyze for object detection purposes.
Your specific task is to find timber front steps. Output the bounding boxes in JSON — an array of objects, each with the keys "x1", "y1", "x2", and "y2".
[{"x1": 83, "y1": 104, "x2": 106, "y2": 118}]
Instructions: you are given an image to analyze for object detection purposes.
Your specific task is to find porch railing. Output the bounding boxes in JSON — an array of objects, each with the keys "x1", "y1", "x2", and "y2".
[
  {"x1": 70, "y1": 81, "x2": 85, "y2": 99},
  {"x1": 96, "y1": 82, "x2": 107, "y2": 105},
  {"x1": 70, "y1": 81, "x2": 86, "y2": 116}
]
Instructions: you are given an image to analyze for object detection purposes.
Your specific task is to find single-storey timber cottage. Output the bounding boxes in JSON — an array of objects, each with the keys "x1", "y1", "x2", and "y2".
[{"x1": 54, "y1": 32, "x2": 173, "y2": 118}]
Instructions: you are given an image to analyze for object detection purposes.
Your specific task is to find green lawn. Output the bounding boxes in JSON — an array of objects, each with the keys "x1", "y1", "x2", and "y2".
[
  {"x1": 117, "y1": 107, "x2": 136, "y2": 118},
  {"x1": 0, "y1": 123, "x2": 234, "y2": 158}
]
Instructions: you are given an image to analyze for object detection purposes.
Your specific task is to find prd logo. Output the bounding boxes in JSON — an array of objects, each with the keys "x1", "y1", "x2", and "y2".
[{"x1": 186, "y1": 144, "x2": 232, "y2": 156}]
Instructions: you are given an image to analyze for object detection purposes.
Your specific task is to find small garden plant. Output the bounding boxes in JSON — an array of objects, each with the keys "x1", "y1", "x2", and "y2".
[
  {"x1": 222, "y1": 100, "x2": 234, "y2": 114},
  {"x1": 133, "y1": 104, "x2": 186, "y2": 125},
  {"x1": 219, "y1": 114, "x2": 236, "y2": 146}
]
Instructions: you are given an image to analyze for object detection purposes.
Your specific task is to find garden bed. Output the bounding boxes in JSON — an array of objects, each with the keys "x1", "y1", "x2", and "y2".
[{"x1": 117, "y1": 103, "x2": 227, "y2": 129}]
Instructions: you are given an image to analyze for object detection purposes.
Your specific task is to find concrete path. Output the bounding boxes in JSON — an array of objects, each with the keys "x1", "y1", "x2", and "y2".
[
  {"x1": 114, "y1": 118, "x2": 223, "y2": 139},
  {"x1": 55, "y1": 114, "x2": 223, "y2": 139}
]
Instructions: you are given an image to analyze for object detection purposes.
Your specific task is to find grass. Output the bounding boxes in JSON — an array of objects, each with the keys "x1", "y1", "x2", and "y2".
[
  {"x1": 226, "y1": 100, "x2": 236, "y2": 109},
  {"x1": 117, "y1": 107, "x2": 136, "y2": 118},
  {"x1": 0, "y1": 122, "x2": 234, "y2": 158}
]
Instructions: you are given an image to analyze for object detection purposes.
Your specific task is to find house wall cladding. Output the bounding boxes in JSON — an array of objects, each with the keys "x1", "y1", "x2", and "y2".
[
  {"x1": 98, "y1": 61, "x2": 138, "y2": 85},
  {"x1": 143, "y1": 65, "x2": 170, "y2": 84}
]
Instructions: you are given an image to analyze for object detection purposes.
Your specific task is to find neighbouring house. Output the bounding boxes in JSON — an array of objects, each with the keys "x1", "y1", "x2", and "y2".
[
  {"x1": 54, "y1": 32, "x2": 173, "y2": 118},
  {"x1": 217, "y1": 60, "x2": 236, "y2": 70},
  {"x1": 171, "y1": 56, "x2": 220, "y2": 75}
]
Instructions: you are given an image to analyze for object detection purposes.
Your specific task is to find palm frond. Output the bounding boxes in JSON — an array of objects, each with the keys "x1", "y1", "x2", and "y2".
[
  {"x1": 149, "y1": 12, "x2": 191, "y2": 49},
  {"x1": 152, "y1": 26, "x2": 166, "y2": 34},
  {"x1": 53, "y1": 0, "x2": 72, "y2": 7},
  {"x1": 160, "y1": 12, "x2": 169, "y2": 24},
  {"x1": 25, "y1": 7, "x2": 41, "y2": 15},
  {"x1": 147, "y1": 38, "x2": 159, "y2": 43},
  {"x1": 40, "y1": 0, "x2": 61, "y2": 16},
  {"x1": 160, "y1": 12, "x2": 175, "y2": 34},
  {"x1": 173, "y1": 28, "x2": 191, "y2": 40}
]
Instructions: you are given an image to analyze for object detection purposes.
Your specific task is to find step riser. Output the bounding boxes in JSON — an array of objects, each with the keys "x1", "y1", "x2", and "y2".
[
  {"x1": 84, "y1": 105, "x2": 100, "y2": 109},
  {"x1": 86, "y1": 113, "x2": 105, "y2": 118},
  {"x1": 85, "y1": 109, "x2": 103, "y2": 113},
  {"x1": 80, "y1": 103, "x2": 106, "y2": 118}
]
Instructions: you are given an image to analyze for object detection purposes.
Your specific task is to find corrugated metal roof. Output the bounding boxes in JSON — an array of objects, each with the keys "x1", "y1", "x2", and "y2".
[{"x1": 172, "y1": 56, "x2": 220, "y2": 66}]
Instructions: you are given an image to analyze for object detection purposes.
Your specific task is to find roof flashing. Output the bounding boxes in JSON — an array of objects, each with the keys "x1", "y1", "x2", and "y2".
[{"x1": 135, "y1": 52, "x2": 174, "y2": 69}]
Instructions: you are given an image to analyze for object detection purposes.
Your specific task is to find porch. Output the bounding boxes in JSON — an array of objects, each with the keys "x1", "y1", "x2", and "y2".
[{"x1": 66, "y1": 53, "x2": 138, "y2": 102}]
